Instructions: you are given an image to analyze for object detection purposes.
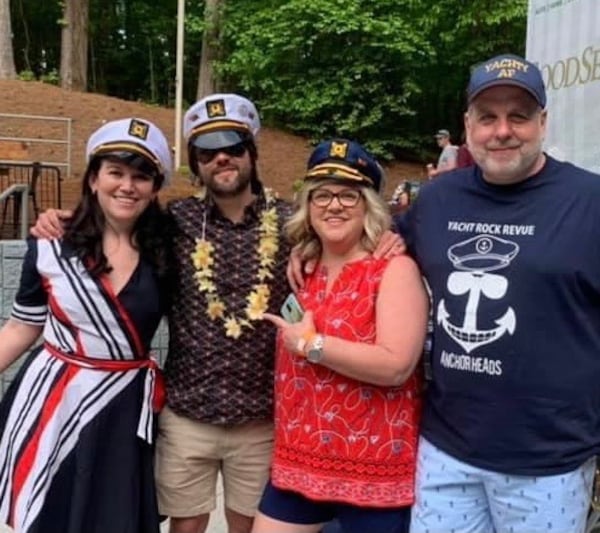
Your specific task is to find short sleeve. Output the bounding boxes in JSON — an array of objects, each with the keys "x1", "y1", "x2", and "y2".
[
  {"x1": 445, "y1": 145, "x2": 458, "y2": 165},
  {"x1": 11, "y1": 238, "x2": 48, "y2": 325},
  {"x1": 393, "y1": 200, "x2": 420, "y2": 258}
]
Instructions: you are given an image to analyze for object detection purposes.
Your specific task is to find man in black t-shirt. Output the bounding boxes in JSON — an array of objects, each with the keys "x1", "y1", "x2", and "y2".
[{"x1": 402, "y1": 54, "x2": 600, "y2": 533}]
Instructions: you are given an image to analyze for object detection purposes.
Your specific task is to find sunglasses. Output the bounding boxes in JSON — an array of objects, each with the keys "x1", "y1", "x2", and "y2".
[{"x1": 195, "y1": 143, "x2": 248, "y2": 165}]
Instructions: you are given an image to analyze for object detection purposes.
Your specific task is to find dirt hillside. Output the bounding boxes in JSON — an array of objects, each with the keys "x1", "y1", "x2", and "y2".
[{"x1": 0, "y1": 80, "x2": 424, "y2": 207}]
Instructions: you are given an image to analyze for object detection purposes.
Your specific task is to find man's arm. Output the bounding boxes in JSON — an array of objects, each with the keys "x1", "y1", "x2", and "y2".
[{"x1": 30, "y1": 209, "x2": 73, "y2": 239}]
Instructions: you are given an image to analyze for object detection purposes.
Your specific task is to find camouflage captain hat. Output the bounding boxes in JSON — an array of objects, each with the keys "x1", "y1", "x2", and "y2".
[
  {"x1": 305, "y1": 139, "x2": 383, "y2": 192},
  {"x1": 183, "y1": 93, "x2": 261, "y2": 150},
  {"x1": 86, "y1": 118, "x2": 173, "y2": 187}
]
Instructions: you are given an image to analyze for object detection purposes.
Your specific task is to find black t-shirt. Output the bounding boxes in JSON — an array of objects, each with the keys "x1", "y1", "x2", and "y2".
[{"x1": 397, "y1": 156, "x2": 600, "y2": 475}]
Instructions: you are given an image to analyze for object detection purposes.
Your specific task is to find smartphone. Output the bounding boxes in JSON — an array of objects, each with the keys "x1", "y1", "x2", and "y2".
[{"x1": 281, "y1": 293, "x2": 304, "y2": 323}]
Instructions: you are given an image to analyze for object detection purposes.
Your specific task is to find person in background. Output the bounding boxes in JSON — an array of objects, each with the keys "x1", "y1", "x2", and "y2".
[
  {"x1": 252, "y1": 139, "x2": 429, "y2": 533},
  {"x1": 426, "y1": 129, "x2": 458, "y2": 178},
  {"x1": 403, "y1": 53, "x2": 600, "y2": 533},
  {"x1": 0, "y1": 117, "x2": 173, "y2": 533}
]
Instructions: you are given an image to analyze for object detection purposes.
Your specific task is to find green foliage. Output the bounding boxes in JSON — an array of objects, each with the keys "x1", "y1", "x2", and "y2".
[
  {"x1": 87, "y1": 1, "x2": 183, "y2": 104},
  {"x1": 217, "y1": 0, "x2": 527, "y2": 159},
  {"x1": 11, "y1": 0, "x2": 205, "y2": 106},
  {"x1": 218, "y1": 0, "x2": 434, "y2": 156},
  {"x1": 40, "y1": 69, "x2": 60, "y2": 85},
  {"x1": 9, "y1": 0, "x2": 528, "y2": 160},
  {"x1": 17, "y1": 70, "x2": 36, "y2": 81},
  {"x1": 291, "y1": 178, "x2": 303, "y2": 193},
  {"x1": 12, "y1": 0, "x2": 62, "y2": 77}
]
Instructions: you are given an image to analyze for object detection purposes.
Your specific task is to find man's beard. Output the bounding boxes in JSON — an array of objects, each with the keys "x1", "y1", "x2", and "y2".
[{"x1": 203, "y1": 167, "x2": 252, "y2": 198}]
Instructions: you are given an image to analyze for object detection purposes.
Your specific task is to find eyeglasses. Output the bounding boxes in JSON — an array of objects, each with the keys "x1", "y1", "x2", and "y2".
[
  {"x1": 309, "y1": 188, "x2": 363, "y2": 208},
  {"x1": 195, "y1": 143, "x2": 247, "y2": 165}
]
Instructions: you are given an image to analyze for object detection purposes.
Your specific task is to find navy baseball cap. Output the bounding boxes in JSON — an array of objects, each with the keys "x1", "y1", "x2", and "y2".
[
  {"x1": 467, "y1": 54, "x2": 546, "y2": 108},
  {"x1": 305, "y1": 139, "x2": 383, "y2": 192}
]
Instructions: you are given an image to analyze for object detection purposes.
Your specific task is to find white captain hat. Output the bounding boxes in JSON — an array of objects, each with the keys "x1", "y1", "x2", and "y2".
[
  {"x1": 86, "y1": 118, "x2": 173, "y2": 187},
  {"x1": 183, "y1": 93, "x2": 260, "y2": 150}
]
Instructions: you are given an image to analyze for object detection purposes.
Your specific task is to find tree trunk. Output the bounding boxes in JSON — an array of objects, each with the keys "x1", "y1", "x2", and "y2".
[
  {"x1": 0, "y1": 0, "x2": 16, "y2": 79},
  {"x1": 196, "y1": 0, "x2": 222, "y2": 99},
  {"x1": 60, "y1": 0, "x2": 89, "y2": 91}
]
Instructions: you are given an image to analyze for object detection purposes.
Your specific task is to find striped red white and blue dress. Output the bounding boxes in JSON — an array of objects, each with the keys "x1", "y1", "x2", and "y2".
[{"x1": 0, "y1": 238, "x2": 165, "y2": 533}]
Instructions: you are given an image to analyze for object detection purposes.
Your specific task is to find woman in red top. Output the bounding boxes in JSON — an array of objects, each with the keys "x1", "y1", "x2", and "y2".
[{"x1": 253, "y1": 139, "x2": 429, "y2": 533}]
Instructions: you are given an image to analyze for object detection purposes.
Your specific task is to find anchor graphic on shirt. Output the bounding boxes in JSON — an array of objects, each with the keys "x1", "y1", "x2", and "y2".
[{"x1": 437, "y1": 234, "x2": 519, "y2": 354}]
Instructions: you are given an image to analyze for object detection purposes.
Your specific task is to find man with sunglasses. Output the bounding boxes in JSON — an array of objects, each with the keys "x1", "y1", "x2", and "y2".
[{"x1": 155, "y1": 93, "x2": 293, "y2": 533}]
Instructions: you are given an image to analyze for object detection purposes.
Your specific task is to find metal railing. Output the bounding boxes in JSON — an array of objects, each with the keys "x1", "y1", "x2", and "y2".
[
  {"x1": 0, "y1": 162, "x2": 62, "y2": 239},
  {"x1": 0, "y1": 184, "x2": 30, "y2": 239},
  {"x1": 0, "y1": 113, "x2": 72, "y2": 179}
]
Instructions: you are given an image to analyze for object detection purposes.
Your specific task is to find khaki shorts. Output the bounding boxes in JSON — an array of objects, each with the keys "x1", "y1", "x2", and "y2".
[{"x1": 155, "y1": 406, "x2": 274, "y2": 518}]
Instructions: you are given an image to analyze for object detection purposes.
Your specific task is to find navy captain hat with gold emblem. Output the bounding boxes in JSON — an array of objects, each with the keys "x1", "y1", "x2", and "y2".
[
  {"x1": 305, "y1": 139, "x2": 384, "y2": 192},
  {"x1": 183, "y1": 93, "x2": 261, "y2": 150},
  {"x1": 86, "y1": 118, "x2": 173, "y2": 187},
  {"x1": 467, "y1": 53, "x2": 546, "y2": 108}
]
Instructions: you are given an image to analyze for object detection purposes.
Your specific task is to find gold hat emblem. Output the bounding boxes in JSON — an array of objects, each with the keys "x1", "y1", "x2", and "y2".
[
  {"x1": 128, "y1": 119, "x2": 149, "y2": 140},
  {"x1": 206, "y1": 99, "x2": 226, "y2": 118},
  {"x1": 329, "y1": 141, "x2": 348, "y2": 159}
]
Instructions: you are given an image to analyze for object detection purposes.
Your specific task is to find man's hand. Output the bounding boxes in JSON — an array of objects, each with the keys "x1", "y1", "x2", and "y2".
[
  {"x1": 372, "y1": 229, "x2": 406, "y2": 259},
  {"x1": 30, "y1": 208, "x2": 72, "y2": 239},
  {"x1": 286, "y1": 246, "x2": 317, "y2": 292}
]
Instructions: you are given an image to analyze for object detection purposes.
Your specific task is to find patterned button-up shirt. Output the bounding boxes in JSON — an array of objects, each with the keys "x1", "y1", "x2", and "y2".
[{"x1": 164, "y1": 191, "x2": 292, "y2": 425}]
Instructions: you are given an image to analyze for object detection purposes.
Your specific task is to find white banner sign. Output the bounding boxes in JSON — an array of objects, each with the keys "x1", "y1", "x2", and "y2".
[{"x1": 526, "y1": 0, "x2": 600, "y2": 173}]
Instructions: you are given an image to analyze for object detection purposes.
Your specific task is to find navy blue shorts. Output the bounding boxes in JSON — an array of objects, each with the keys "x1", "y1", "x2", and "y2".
[{"x1": 258, "y1": 479, "x2": 410, "y2": 533}]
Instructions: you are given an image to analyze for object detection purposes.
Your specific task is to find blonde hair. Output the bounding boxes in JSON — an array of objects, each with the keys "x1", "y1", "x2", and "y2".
[{"x1": 286, "y1": 178, "x2": 391, "y2": 262}]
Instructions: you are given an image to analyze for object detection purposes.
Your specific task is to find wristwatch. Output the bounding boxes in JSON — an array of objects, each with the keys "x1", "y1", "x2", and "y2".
[{"x1": 306, "y1": 334, "x2": 325, "y2": 364}]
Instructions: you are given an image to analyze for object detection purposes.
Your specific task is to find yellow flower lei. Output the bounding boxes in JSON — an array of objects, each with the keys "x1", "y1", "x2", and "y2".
[{"x1": 190, "y1": 189, "x2": 280, "y2": 339}]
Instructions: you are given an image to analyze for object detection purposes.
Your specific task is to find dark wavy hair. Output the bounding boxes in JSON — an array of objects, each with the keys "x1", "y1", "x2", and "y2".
[{"x1": 62, "y1": 156, "x2": 172, "y2": 280}]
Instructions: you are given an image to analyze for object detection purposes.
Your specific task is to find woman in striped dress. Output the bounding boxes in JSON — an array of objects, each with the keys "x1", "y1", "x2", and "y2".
[{"x1": 0, "y1": 117, "x2": 173, "y2": 533}]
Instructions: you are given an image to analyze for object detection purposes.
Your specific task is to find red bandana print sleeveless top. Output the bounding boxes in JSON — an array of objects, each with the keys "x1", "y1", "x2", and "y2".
[{"x1": 271, "y1": 256, "x2": 422, "y2": 507}]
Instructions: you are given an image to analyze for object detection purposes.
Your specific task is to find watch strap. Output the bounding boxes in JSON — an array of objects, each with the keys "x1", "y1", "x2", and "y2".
[{"x1": 307, "y1": 334, "x2": 325, "y2": 363}]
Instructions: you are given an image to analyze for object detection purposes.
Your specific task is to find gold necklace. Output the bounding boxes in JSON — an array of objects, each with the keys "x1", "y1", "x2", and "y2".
[{"x1": 190, "y1": 188, "x2": 280, "y2": 339}]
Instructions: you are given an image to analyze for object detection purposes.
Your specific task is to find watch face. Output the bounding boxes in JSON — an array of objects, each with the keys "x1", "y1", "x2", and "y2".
[
  {"x1": 307, "y1": 335, "x2": 324, "y2": 363},
  {"x1": 307, "y1": 348, "x2": 322, "y2": 363}
]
